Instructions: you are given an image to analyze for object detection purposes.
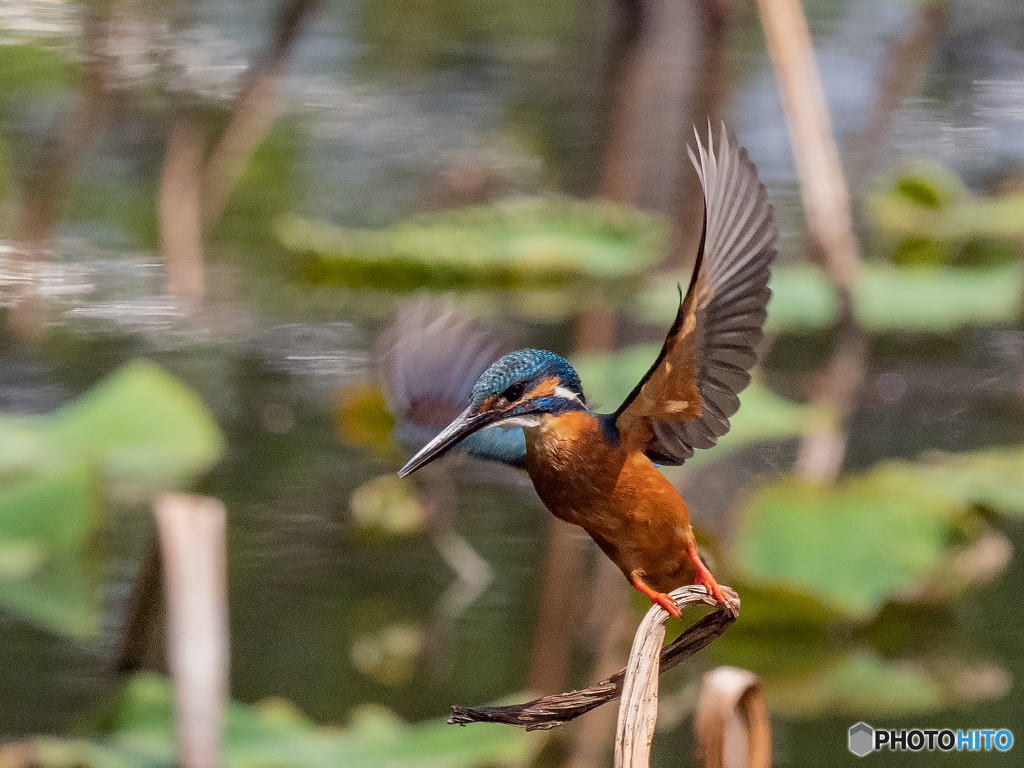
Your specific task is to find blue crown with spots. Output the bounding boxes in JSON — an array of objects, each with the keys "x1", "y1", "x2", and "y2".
[{"x1": 471, "y1": 349, "x2": 583, "y2": 406}]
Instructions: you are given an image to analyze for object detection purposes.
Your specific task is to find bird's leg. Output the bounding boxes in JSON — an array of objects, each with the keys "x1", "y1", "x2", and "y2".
[
  {"x1": 687, "y1": 545, "x2": 729, "y2": 605},
  {"x1": 630, "y1": 571, "x2": 682, "y2": 618}
]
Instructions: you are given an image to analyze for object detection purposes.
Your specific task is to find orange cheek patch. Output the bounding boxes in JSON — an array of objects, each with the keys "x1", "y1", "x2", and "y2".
[{"x1": 525, "y1": 376, "x2": 560, "y2": 401}]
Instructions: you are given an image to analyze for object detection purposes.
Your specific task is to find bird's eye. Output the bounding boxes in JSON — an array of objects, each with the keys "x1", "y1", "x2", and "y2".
[{"x1": 502, "y1": 382, "x2": 526, "y2": 401}]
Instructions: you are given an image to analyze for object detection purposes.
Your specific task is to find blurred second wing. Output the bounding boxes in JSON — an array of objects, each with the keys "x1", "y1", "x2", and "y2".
[{"x1": 376, "y1": 297, "x2": 527, "y2": 469}]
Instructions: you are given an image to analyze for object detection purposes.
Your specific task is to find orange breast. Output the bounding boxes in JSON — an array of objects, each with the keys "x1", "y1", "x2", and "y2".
[{"x1": 523, "y1": 411, "x2": 699, "y2": 592}]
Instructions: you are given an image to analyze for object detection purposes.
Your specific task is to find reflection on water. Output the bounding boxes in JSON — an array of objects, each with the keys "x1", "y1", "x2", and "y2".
[
  {"x1": 0, "y1": 0, "x2": 77, "y2": 38},
  {"x1": 0, "y1": 0, "x2": 1023, "y2": 765}
]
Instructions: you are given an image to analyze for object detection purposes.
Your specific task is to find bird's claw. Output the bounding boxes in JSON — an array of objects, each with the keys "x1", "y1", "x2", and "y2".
[
  {"x1": 631, "y1": 572, "x2": 683, "y2": 618},
  {"x1": 651, "y1": 590, "x2": 683, "y2": 618},
  {"x1": 688, "y1": 547, "x2": 736, "y2": 615},
  {"x1": 696, "y1": 570, "x2": 728, "y2": 605}
]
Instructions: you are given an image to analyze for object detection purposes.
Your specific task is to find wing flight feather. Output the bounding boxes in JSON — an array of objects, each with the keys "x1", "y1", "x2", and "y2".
[{"x1": 613, "y1": 124, "x2": 777, "y2": 464}]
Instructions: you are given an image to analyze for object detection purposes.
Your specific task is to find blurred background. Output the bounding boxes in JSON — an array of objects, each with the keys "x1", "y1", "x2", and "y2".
[{"x1": 0, "y1": 0, "x2": 1022, "y2": 766}]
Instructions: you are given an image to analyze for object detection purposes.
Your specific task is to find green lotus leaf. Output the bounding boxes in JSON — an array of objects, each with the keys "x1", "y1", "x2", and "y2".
[
  {"x1": 0, "y1": 360, "x2": 224, "y2": 636},
  {"x1": 878, "y1": 448, "x2": 1024, "y2": 518},
  {"x1": 32, "y1": 672, "x2": 540, "y2": 768},
  {"x1": 871, "y1": 161, "x2": 1024, "y2": 240},
  {"x1": 636, "y1": 262, "x2": 1023, "y2": 332},
  {"x1": 0, "y1": 464, "x2": 100, "y2": 637},
  {"x1": 279, "y1": 197, "x2": 666, "y2": 293},
  {"x1": 731, "y1": 473, "x2": 960, "y2": 621},
  {"x1": 762, "y1": 649, "x2": 1005, "y2": 718},
  {"x1": 44, "y1": 359, "x2": 226, "y2": 500},
  {"x1": 0, "y1": 40, "x2": 75, "y2": 95}
]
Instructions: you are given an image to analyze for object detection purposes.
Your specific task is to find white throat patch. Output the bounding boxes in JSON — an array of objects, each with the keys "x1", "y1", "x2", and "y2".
[{"x1": 494, "y1": 414, "x2": 543, "y2": 428}]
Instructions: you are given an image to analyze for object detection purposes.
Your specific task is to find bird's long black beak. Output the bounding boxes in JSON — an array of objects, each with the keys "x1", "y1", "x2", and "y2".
[{"x1": 398, "y1": 406, "x2": 505, "y2": 477}]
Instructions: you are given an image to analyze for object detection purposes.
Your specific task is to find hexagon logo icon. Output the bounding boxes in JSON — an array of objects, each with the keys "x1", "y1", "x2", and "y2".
[{"x1": 849, "y1": 722, "x2": 874, "y2": 757}]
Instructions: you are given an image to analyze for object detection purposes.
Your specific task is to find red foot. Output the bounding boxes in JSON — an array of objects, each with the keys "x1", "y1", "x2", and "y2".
[
  {"x1": 630, "y1": 572, "x2": 682, "y2": 618},
  {"x1": 687, "y1": 546, "x2": 730, "y2": 606}
]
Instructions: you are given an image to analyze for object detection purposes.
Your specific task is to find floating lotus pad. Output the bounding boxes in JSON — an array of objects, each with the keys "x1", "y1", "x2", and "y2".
[
  {"x1": 31, "y1": 672, "x2": 539, "y2": 768},
  {"x1": 0, "y1": 361, "x2": 224, "y2": 636},
  {"x1": 878, "y1": 448, "x2": 1024, "y2": 519},
  {"x1": 730, "y1": 445, "x2": 1024, "y2": 624},
  {"x1": 0, "y1": 465, "x2": 99, "y2": 637},
  {"x1": 635, "y1": 262, "x2": 1023, "y2": 333},
  {"x1": 871, "y1": 160, "x2": 1024, "y2": 248},
  {"x1": 278, "y1": 197, "x2": 667, "y2": 293},
  {"x1": 731, "y1": 473, "x2": 964, "y2": 621},
  {"x1": 42, "y1": 361, "x2": 226, "y2": 501},
  {"x1": 762, "y1": 649, "x2": 1006, "y2": 718}
]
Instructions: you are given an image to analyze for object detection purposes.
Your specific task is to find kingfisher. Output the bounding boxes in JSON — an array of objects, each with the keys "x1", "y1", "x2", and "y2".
[{"x1": 391, "y1": 126, "x2": 776, "y2": 617}]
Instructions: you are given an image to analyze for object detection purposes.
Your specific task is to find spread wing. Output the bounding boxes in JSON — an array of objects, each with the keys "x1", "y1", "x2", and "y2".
[
  {"x1": 376, "y1": 297, "x2": 527, "y2": 469},
  {"x1": 612, "y1": 124, "x2": 777, "y2": 464}
]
